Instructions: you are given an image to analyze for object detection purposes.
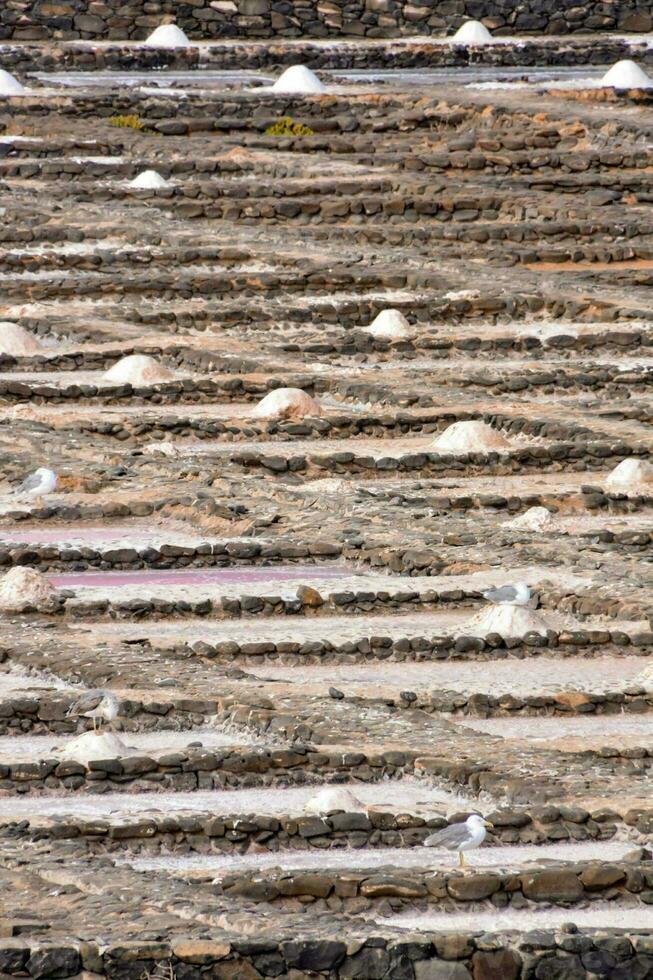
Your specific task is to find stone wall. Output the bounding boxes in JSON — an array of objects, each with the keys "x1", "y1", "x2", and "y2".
[{"x1": 2, "y1": 0, "x2": 653, "y2": 42}]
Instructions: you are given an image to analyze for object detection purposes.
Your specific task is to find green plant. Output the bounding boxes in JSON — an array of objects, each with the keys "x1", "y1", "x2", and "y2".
[
  {"x1": 265, "y1": 116, "x2": 314, "y2": 138},
  {"x1": 109, "y1": 114, "x2": 147, "y2": 131}
]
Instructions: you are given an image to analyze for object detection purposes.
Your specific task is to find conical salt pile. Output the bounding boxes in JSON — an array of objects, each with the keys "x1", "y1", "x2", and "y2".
[
  {"x1": 0, "y1": 321, "x2": 44, "y2": 356},
  {"x1": 252, "y1": 387, "x2": 321, "y2": 420},
  {"x1": 272, "y1": 65, "x2": 325, "y2": 95},
  {"x1": 304, "y1": 786, "x2": 366, "y2": 814},
  {"x1": 364, "y1": 309, "x2": 411, "y2": 339},
  {"x1": 605, "y1": 458, "x2": 653, "y2": 493},
  {"x1": 0, "y1": 69, "x2": 27, "y2": 96},
  {"x1": 451, "y1": 20, "x2": 493, "y2": 44},
  {"x1": 0, "y1": 567, "x2": 60, "y2": 613},
  {"x1": 463, "y1": 603, "x2": 552, "y2": 637},
  {"x1": 601, "y1": 60, "x2": 652, "y2": 89},
  {"x1": 104, "y1": 354, "x2": 175, "y2": 386},
  {"x1": 432, "y1": 420, "x2": 511, "y2": 454},
  {"x1": 145, "y1": 24, "x2": 190, "y2": 48},
  {"x1": 129, "y1": 170, "x2": 171, "y2": 190},
  {"x1": 60, "y1": 730, "x2": 131, "y2": 765},
  {"x1": 504, "y1": 507, "x2": 555, "y2": 532}
]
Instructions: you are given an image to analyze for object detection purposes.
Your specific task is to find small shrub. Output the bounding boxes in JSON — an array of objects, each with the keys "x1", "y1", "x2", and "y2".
[
  {"x1": 109, "y1": 114, "x2": 146, "y2": 131},
  {"x1": 265, "y1": 116, "x2": 314, "y2": 138}
]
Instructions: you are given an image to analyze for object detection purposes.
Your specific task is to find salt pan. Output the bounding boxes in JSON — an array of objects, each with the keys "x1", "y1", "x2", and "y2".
[
  {"x1": 364, "y1": 309, "x2": 411, "y2": 340},
  {"x1": 0, "y1": 321, "x2": 44, "y2": 356},
  {"x1": 432, "y1": 420, "x2": 511, "y2": 454},
  {"x1": 601, "y1": 60, "x2": 652, "y2": 89},
  {"x1": 271, "y1": 65, "x2": 325, "y2": 95},
  {"x1": 129, "y1": 170, "x2": 171, "y2": 190},
  {"x1": 0, "y1": 70, "x2": 27, "y2": 97},
  {"x1": 103, "y1": 354, "x2": 175, "y2": 386},
  {"x1": 144, "y1": 24, "x2": 191, "y2": 48},
  {"x1": 451, "y1": 20, "x2": 494, "y2": 44},
  {"x1": 252, "y1": 387, "x2": 321, "y2": 420}
]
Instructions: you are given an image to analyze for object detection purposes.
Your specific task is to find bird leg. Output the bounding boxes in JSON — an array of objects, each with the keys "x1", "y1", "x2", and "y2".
[{"x1": 458, "y1": 851, "x2": 465, "y2": 869}]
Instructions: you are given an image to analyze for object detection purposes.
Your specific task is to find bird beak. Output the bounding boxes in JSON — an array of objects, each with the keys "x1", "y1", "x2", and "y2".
[{"x1": 485, "y1": 821, "x2": 494, "y2": 829}]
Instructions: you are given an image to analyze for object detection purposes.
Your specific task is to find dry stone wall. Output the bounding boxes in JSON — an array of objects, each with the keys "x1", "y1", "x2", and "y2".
[{"x1": 2, "y1": 0, "x2": 653, "y2": 42}]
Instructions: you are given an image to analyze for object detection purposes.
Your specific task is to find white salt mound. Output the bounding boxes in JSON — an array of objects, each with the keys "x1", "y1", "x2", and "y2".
[
  {"x1": 464, "y1": 604, "x2": 553, "y2": 637},
  {"x1": 0, "y1": 321, "x2": 44, "y2": 355},
  {"x1": 635, "y1": 663, "x2": 653, "y2": 693},
  {"x1": 601, "y1": 60, "x2": 652, "y2": 89},
  {"x1": 451, "y1": 20, "x2": 494, "y2": 44},
  {"x1": 129, "y1": 170, "x2": 171, "y2": 190},
  {"x1": 504, "y1": 507, "x2": 555, "y2": 532},
  {"x1": 0, "y1": 70, "x2": 27, "y2": 96},
  {"x1": 0, "y1": 567, "x2": 59, "y2": 613},
  {"x1": 304, "y1": 786, "x2": 366, "y2": 815},
  {"x1": 145, "y1": 24, "x2": 190, "y2": 48},
  {"x1": 60, "y1": 730, "x2": 131, "y2": 765},
  {"x1": 364, "y1": 309, "x2": 411, "y2": 340},
  {"x1": 253, "y1": 387, "x2": 321, "y2": 420},
  {"x1": 271, "y1": 65, "x2": 325, "y2": 95},
  {"x1": 432, "y1": 420, "x2": 511, "y2": 454},
  {"x1": 605, "y1": 458, "x2": 653, "y2": 493},
  {"x1": 104, "y1": 354, "x2": 175, "y2": 386}
]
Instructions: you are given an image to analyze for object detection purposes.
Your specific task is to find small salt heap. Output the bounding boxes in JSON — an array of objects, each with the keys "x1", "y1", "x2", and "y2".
[
  {"x1": 0, "y1": 567, "x2": 60, "y2": 613},
  {"x1": 363, "y1": 309, "x2": 411, "y2": 340},
  {"x1": 304, "y1": 786, "x2": 366, "y2": 815},
  {"x1": 253, "y1": 387, "x2": 321, "y2": 420},
  {"x1": 432, "y1": 420, "x2": 511, "y2": 454},
  {"x1": 504, "y1": 507, "x2": 555, "y2": 532},
  {"x1": 129, "y1": 170, "x2": 171, "y2": 190},
  {"x1": 272, "y1": 65, "x2": 325, "y2": 95},
  {"x1": 0, "y1": 69, "x2": 27, "y2": 97},
  {"x1": 0, "y1": 321, "x2": 44, "y2": 356},
  {"x1": 104, "y1": 354, "x2": 175, "y2": 386},
  {"x1": 601, "y1": 60, "x2": 652, "y2": 89},
  {"x1": 464, "y1": 603, "x2": 553, "y2": 637},
  {"x1": 605, "y1": 458, "x2": 653, "y2": 494},
  {"x1": 60, "y1": 730, "x2": 131, "y2": 765},
  {"x1": 144, "y1": 24, "x2": 190, "y2": 48},
  {"x1": 635, "y1": 663, "x2": 653, "y2": 692},
  {"x1": 451, "y1": 20, "x2": 494, "y2": 44}
]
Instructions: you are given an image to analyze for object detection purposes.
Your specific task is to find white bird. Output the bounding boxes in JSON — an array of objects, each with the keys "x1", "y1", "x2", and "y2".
[
  {"x1": 424, "y1": 814, "x2": 494, "y2": 868},
  {"x1": 13, "y1": 467, "x2": 57, "y2": 506},
  {"x1": 66, "y1": 689, "x2": 120, "y2": 732},
  {"x1": 482, "y1": 582, "x2": 530, "y2": 606}
]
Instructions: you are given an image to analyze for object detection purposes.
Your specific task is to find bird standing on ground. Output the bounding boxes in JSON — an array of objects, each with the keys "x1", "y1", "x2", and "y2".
[
  {"x1": 424, "y1": 814, "x2": 494, "y2": 868},
  {"x1": 66, "y1": 689, "x2": 120, "y2": 732},
  {"x1": 482, "y1": 582, "x2": 531, "y2": 606},
  {"x1": 13, "y1": 467, "x2": 57, "y2": 507}
]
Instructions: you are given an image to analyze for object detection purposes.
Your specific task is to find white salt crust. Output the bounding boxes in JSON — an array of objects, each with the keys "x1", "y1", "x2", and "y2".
[
  {"x1": 304, "y1": 787, "x2": 366, "y2": 815},
  {"x1": 364, "y1": 309, "x2": 411, "y2": 339},
  {"x1": 504, "y1": 507, "x2": 555, "y2": 532},
  {"x1": 129, "y1": 170, "x2": 171, "y2": 190},
  {"x1": 605, "y1": 458, "x2": 653, "y2": 494},
  {"x1": 0, "y1": 567, "x2": 59, "y2": 612},
  {"x1": 59, "y1": 730, "x2": 131, "y2": 765},
  {"x1": 103, "y1": 354, "x2": 175, "y2": 385},
  {"x1": 144, "y1": 24, "x2": 191, "y2": 48},
  {"x1": 451, "y1": 21, "x2": 494, "y2": 44},
  {"x1": 271, "y1": 65, "x2": 325, "y2": 95},
  {"x1": 463, "y1": 603, "x2": 554, "y2": 637},
  {"x1": 432, "y1": 420, "x2": 511, "y2": 454},
  {"x1": 252, "y1": 387, "x2": 321, "y2": 420},
  {"x1": 0, "y1": 321, "x2": 44, "y2": 355}
]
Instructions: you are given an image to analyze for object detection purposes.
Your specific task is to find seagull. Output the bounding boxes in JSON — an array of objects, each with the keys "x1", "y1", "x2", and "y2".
[
  {"x1": 66, "y1": 689, "x2": 120, "y2": 732},
  {"x1": 482, "y1": 582, "x2": 530, "y2": 606},
  {"x1": 13, "y1": 467, "x2": 57, "y2": 506},
  {"x1": 424, "y1": 814, "x2": 494, "y2": 868}
]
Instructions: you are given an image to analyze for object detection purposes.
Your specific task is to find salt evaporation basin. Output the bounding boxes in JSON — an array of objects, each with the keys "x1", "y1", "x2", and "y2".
[
  {"x1": 0, "y1": 664, "x2": 69, "y2": 696},
  {"x1": 49, "y1": 564, "x2": 359, "y2": 589},
  {"x1": 0, "y1": 727, "x2": 262, "y2": 763},
  {"x1": 457, "y1": 715, "x2": 653, "y2": 748},
  {"x1": 125, "y1": 840, "x2": 631, "y2": 876},
  {"x1": 375, "y1": 906, "x2": 653, "y2": 932},
  {"x1": 0, "y1": 778, "x2": 471, "y2": 820}
]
